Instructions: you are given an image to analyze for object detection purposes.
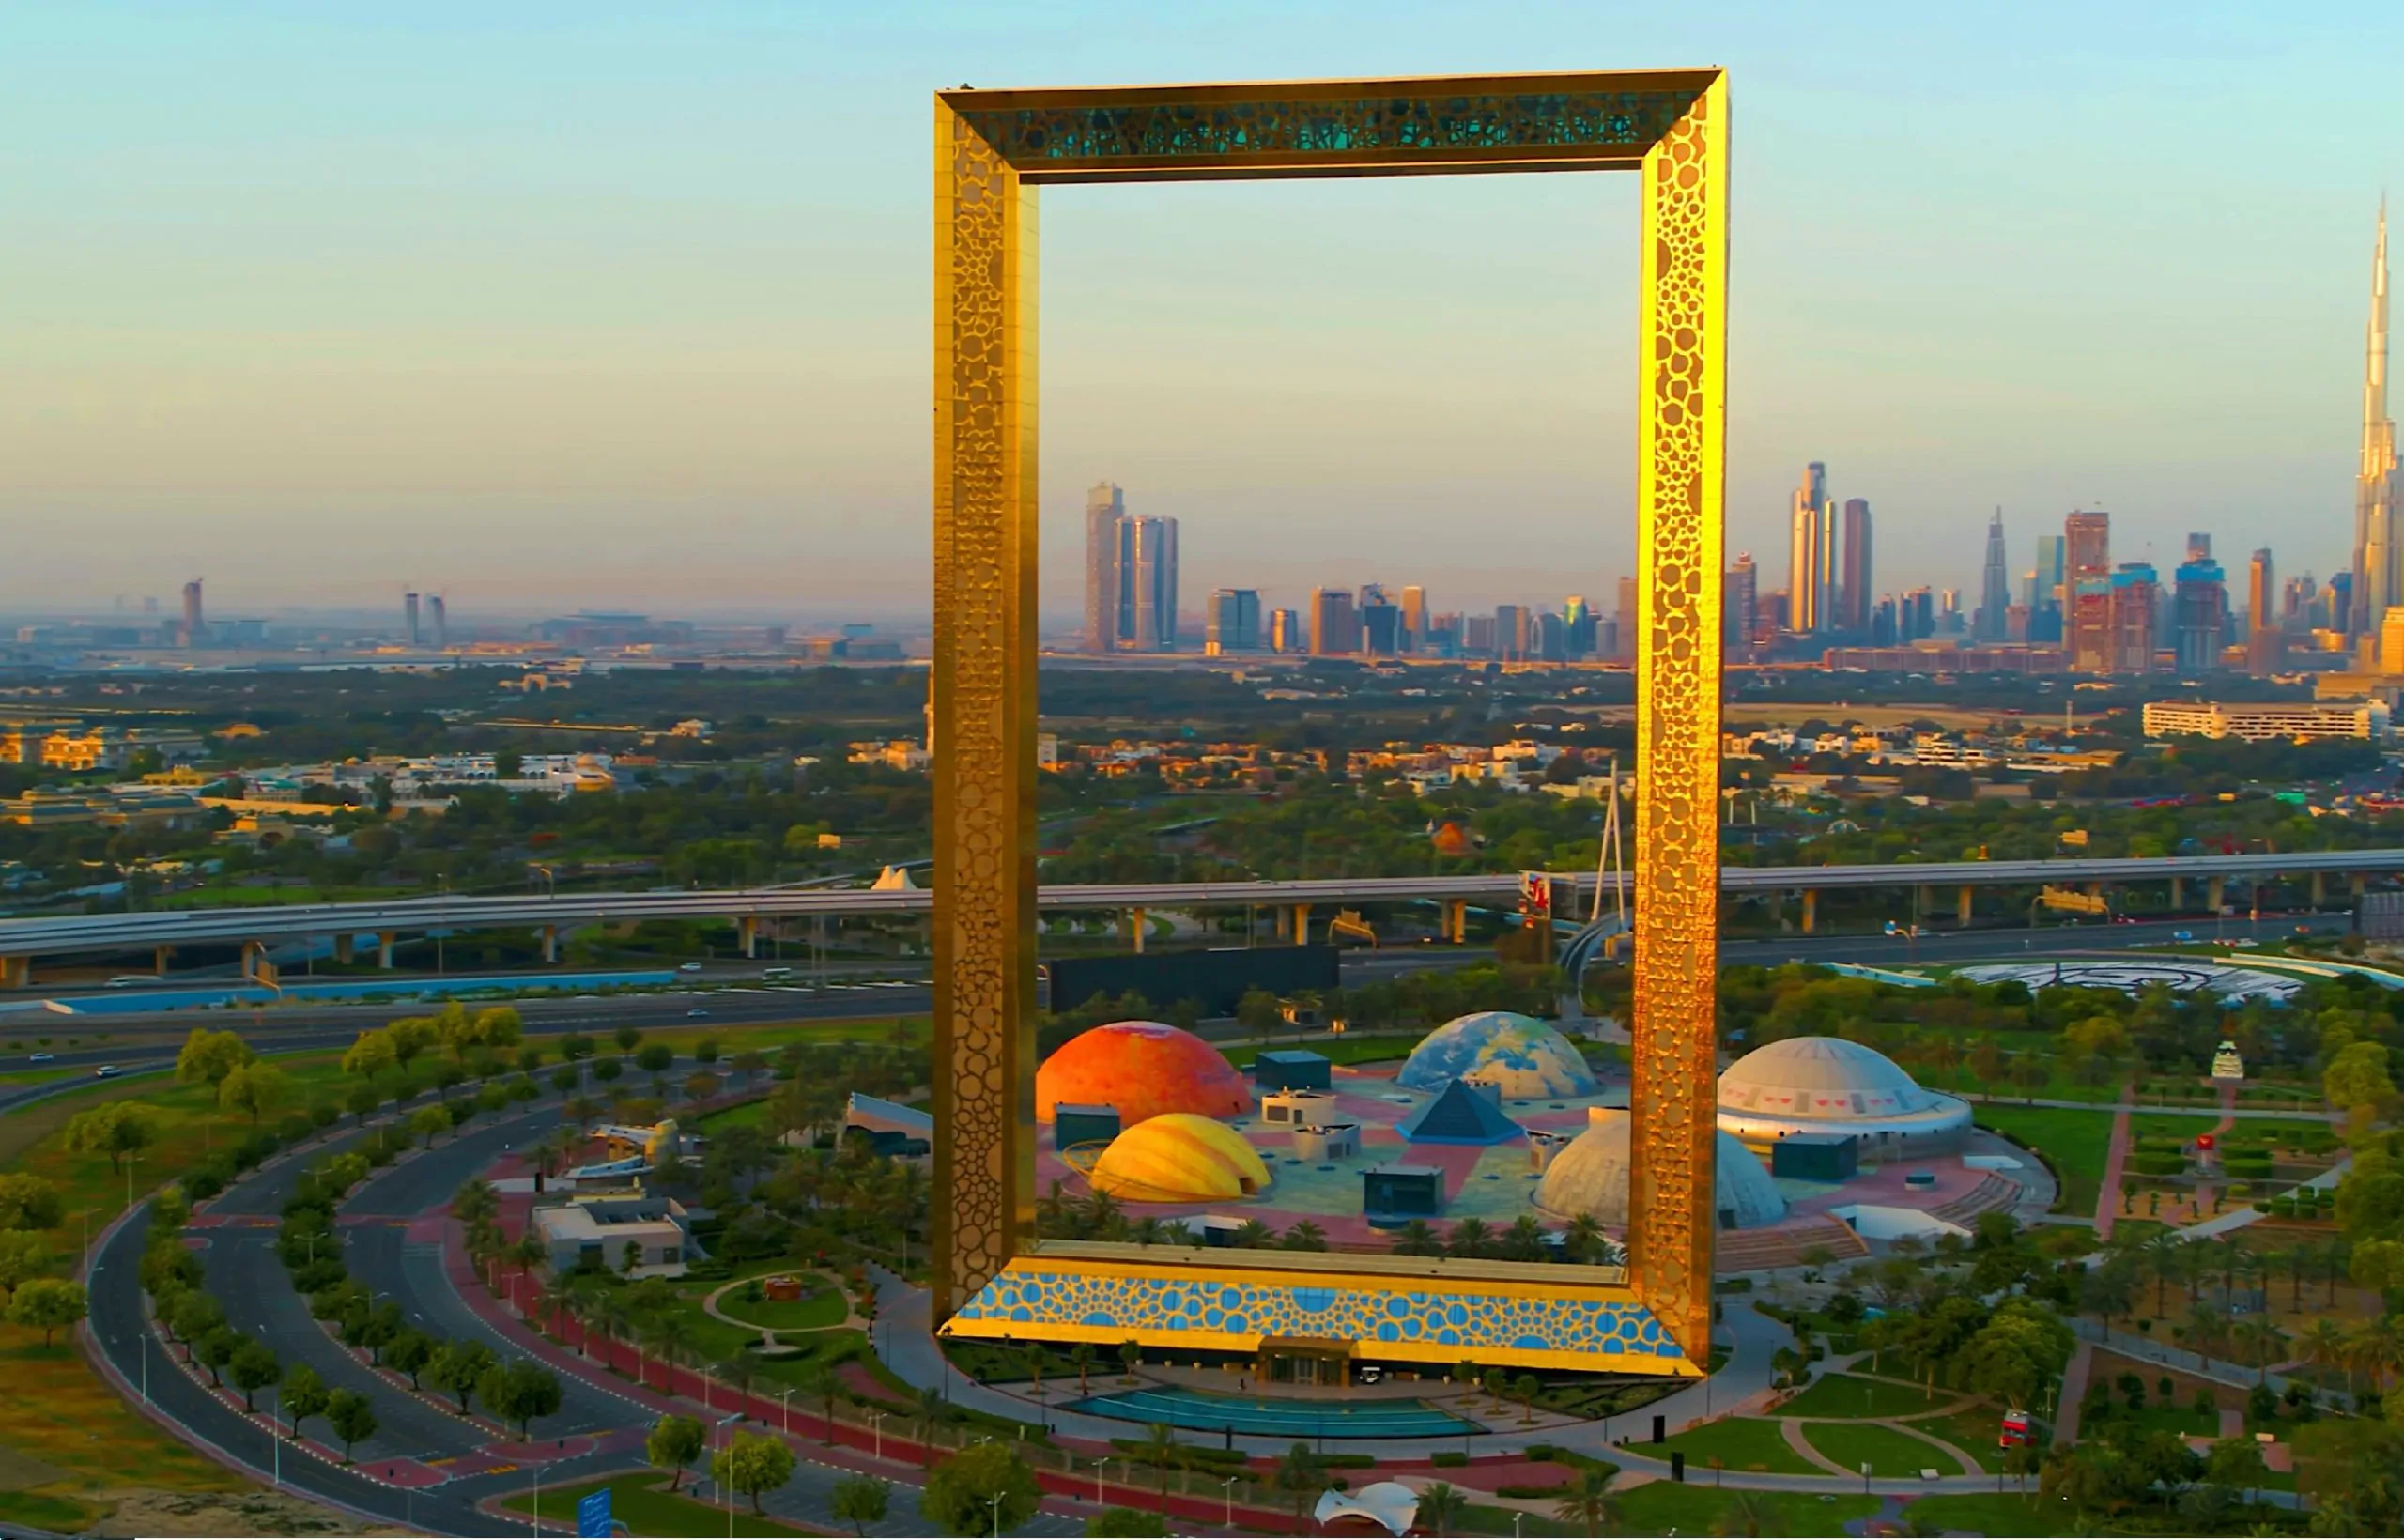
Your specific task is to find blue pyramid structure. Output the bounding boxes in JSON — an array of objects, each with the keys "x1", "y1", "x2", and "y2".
[{"x1": 1397, "y1": 1077, "x2": 1523, "y2": 1147}]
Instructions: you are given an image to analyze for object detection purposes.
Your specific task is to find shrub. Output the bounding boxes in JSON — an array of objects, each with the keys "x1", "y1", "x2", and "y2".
[
  {"x1": 1429, "y1": 1451, "x2": 1467, "y2": 1468},
  {"x1": 1497, "y1": 1483, "x2": 1572, "y2": 1499}
]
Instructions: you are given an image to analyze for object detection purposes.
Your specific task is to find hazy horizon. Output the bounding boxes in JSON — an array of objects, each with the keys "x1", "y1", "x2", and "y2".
[{"x1": 5, "y1": 2, "x2": 2397, "y2": 621}]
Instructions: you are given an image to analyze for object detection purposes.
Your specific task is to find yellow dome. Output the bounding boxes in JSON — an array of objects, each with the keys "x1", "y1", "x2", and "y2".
[{"x1": 1087, "y1": 1114, "x2": 1271, "y2": 1204}]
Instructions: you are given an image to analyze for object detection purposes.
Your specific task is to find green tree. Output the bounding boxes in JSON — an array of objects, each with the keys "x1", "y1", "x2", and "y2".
[
  {"x1": 4, "y1": 1277, "x2": 85, "y2": 1347},
  {"x1": 218, "y1": 1061, "x2": 289, "y2": 1125},
  {"x1": 1085, "y1": 1509, "x2": 1166, "y2": 1537},
  {"x1": 830, "y1": 1473, "x2": 891, "y2": 1536},
  {"x1": 476, "y1": 1359, "x2": 562, "y2": 1440},
  {"x1": 410, "y1": 1104, "x2": 451, "y2": 1147},
  {"x1": 2327, "y1": 1040, "x2": 2396, "y2": 1114},
  {"x1": 325, "y1": 1389, "x2": 378, "y2": 1463},
  {"x1": 427, "y1": 1340, "x2": 496, "y2": 1415},
  {"x1": 0, "y1": 1231, "x2": 51, "y2": 1303},
  {"x1": 384, "y1": 1329, "x2": 435, "y2": 1390},
  {"x1": 175, "y1": 1027, "x2": 254, "y2": 1087},
  {"x1": 62, "y1": 1102, "x2": 156, "y2": 1176},
  {"x1": 0, "y1": 1174, "x2": 64, "y2": 1231},
  {"x1": 342, "y1": 1029, "x2": 397, "y2": 1083},
  {"x1": 1552, "y1": 1468, "x2": 1623, "y2": 1537},
  {"x1": 282, "y1": 1363, "x2": 330, "y2": 1441},
  {"x1": 2205, "y1": 1434, "x2": 2268, "y2": 1500},
  {"x1": 195, "y1": 1325, "x2": 240, "y2": 1386},
  {"x1": 921, "y1": 1442, "x2": 1041, "y2": 1537},
  {"x1": 344, "y1": 1081, "x2": 382, "y2": 1124},
  {"x1": 647, "y1": 1413, "x2": 706, "y2": 1492},
  {"x1": 712, "y1": 1430, "x2": 796, "y2": 1516},
  {"x1": 1417, "y1": 1481, "x2": 1470, "y2": 1537},
  {"x1": 228, "y1": 1338, "x2": 282, "y2": 1412}
]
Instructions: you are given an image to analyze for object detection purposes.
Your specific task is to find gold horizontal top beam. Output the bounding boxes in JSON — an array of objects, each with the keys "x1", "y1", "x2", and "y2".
[{"x1": 941, "y1": 69, "x2": 1718, "y2": 184}]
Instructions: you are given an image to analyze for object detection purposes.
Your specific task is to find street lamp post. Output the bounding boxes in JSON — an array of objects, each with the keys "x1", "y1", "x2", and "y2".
[
  {"x1": 1221, "y1": 1474, "x2": 1238, "y2": 1527},
  {"x1": 270, "y1": 1390, "x2": 281, "y2": 1487},
  {"x1": 987, "y1": 1494, "x2": 1003, "y2": 1540},
  {"x1": 779, "y1": 1387, "x2": 794, "y2": 1439},
  {"x1": 871, "y1": 1411, "x2": 886, "y2": 1462}
]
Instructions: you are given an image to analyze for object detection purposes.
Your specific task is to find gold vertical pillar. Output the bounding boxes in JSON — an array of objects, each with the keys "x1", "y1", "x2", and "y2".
[
  {"x1": 1626, "y1": 75, "x2": 1726, "y2": 1367},
  {"x1": 931, "y1": 100, "x2": 1040, "y2": 1320}
]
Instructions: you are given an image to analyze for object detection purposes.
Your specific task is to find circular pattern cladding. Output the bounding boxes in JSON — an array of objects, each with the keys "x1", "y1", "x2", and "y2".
[
  {"x1": 1398, "y1": 1011, "x2": 1599, "y2": 1099},
  {"x1": 1036, "y1": 1020, "x2": 1250, "y2": 1126},
  {"x1": 1955, "y1": 960, "x2": 2304, "y2": 1004},
  {"x1": 1086, "y1": 1114, "x2": 1272, "y2": 1204},
  {"x1": 1533, "y1": 1111, "x2": 1784, "y2": 1230}
]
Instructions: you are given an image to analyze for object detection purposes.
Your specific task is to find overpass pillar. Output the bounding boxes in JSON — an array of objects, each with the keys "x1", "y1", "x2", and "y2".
[
  {"x1": 239, "y1": 940, "x2": 266, "y2": 982},
  {"x1": 1800, "y1": 889, "x2": 1817, "y2": 935},
  {"x1": 2207, "y1": 876, "x2": 2226, "y2": 915},
  {"x1": 378, "y1": 932, "x2": 396, "y2": 969},
  {"x1": 1957, "y1": 886, "x2": 1974, "y2": 928},
  {"x1": 1916, "y1": 885, "x2": 1934, "y2": 922},
  {"x1": 1290, "y1": 905, "x2": 1311, "y2": 946},
  {"x1": 2169, "y1": 876, "x2": 2184, "y2": 912},
  {"x1": 0, "y1": 956, "x2": 26, "y2": 990},
  {"x1": 540, "y1": 925, "x2": 559, "y2": 964},
  {"x1": 333, "y1": 933, "x2": 354, "y2": 964},
  {"x1": 738, "y1": 916, "x2": 758, "y2": 959},
  {"x1": 2312, "y1": 871, "x2": 2327, "y2": 908},
  {"x1": 153, "y1": 943, "x2": 174, "y2": 977},
  {"x1": 1444, "y1": 900, "x2": 1467, "y2": 946},
  {"x1": 2354, "y1": 874, "x2": 2368, "y2": 899},
  {"x1": 1130, "y1": 908, "x2": 1148, "y2": 955}
]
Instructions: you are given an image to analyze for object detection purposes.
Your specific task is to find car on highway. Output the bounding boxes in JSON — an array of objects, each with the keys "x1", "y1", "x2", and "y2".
[
  {"x1": 2172, "y1": 931, "x2": 2195, "y2": 943},
  {"x1": 26, "y1": 1052, "x2": 53, "y2": 1063},
  {"x1": 103, "y1": 975, "x2": 162, "y2": 988},
  {"x1": 685, "y1": 1008, "x2": 710, "y2": 1018},
  {"x1": 677, "y1": 962, "x2": 704, "y2": 974},
  {"x1": 94, "y1": 1065, "x2": 119, "y2": 1078}
]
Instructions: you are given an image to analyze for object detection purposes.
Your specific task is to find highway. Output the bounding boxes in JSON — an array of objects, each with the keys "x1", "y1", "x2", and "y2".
[
  {"x1": 2, "y1": 845, "x2": 2394, "y2": 962},
  {"x1": 2, "y1": 914, "x2": 2351, "y2": 1107}
]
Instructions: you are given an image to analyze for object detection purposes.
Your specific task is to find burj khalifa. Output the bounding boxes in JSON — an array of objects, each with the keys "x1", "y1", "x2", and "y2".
[{"x1": 2350, "y1": 204, "x2": 2396, "y2": 646}]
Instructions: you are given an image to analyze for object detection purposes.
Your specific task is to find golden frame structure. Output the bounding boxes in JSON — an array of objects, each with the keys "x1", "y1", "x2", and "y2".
[{"x1": 932, "y1": 69, "x2": 1726, "y2": 1366}]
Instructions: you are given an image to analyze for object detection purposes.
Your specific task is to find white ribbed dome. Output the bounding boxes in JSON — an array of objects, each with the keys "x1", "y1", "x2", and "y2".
[
  {"x1": 1718, "y1": 1036, "x2": 1947, "y2": 1120},
  {"x1": 1533, "y1": 1111, "x2": 1785, "y2": 1231}
]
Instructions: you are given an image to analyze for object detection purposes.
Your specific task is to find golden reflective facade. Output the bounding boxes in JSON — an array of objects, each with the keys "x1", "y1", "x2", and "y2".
[{"x1": 932, "y1": 70, "x2": 1726, "y2": 1363}]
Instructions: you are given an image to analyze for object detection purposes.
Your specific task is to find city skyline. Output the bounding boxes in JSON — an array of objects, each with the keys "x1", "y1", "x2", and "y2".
[{"x1": 3, "y1": 5, "x2": 2399, "y2": 617}]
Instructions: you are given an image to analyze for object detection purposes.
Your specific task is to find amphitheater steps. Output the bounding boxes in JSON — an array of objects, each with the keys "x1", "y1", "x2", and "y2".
[
  {"x1": 1714, "y1": 1215, "x2": 1869, "y2": 1273},
  {"x1": 1928, "y1": 1174, "x2": 2021, "y2": 1229}
]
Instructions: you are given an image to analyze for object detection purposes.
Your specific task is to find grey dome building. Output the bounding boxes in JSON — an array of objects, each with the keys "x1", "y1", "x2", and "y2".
[
  {"x1": 1716, "y1": 1036, "x2": 1972, "y2": 1157},
  {"x1": 1533, "y1": 1111, "x2": 1786, "y2": 1232}
]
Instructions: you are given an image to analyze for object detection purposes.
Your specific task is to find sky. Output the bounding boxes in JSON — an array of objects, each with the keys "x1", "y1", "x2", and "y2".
[{"x1": 2, "y1": 1, "x2": 2398, "y2": 629}]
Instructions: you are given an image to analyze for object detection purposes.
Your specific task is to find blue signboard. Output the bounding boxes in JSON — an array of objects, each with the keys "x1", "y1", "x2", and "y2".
[{"x1": 577, "y1": 1486, "x2": 611, "y2": 1538}]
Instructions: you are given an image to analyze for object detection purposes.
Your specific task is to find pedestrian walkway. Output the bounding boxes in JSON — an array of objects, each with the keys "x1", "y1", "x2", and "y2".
[{"x1": 2094, "y1": 1104, "x2": 2134, "y2": 1242}]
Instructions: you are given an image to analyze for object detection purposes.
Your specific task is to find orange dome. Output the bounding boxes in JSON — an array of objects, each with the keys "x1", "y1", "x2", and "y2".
[
  {"x1": 1087, "y1": 1114, "x2": 1272, "y2": 1203},
  {"x1": 1036, "y1": 1021, "x2": 1249, "y2": 1125}
]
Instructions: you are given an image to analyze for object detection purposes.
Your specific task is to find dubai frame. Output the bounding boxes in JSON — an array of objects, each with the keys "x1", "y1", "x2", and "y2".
[{"x1": 930, "y1": 69, "x2": 1726, "y2": 1377}]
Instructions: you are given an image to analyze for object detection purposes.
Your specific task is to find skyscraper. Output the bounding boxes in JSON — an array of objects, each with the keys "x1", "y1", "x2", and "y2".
[
  {"x1": 1613, "y1": 576, "x2": 1638, "y2": 661},
  {"x1": 1974, "y1": 508, "x2": 2011, "y2": 642},
  {"x1": 428, "y1": 593, "x2": 448, "y2": 648},
  {"x1": 1839, "y1": 497, "x2": 1873, "y2": 632},
  {"x1": 1724, "y1": 552, "x2": 1757, "y2": 649},
  {"x1": 181, "y1": 579, "x2": 204, "y2": 649},
  {"x1": 1786, "y1": 463, "x2": 1832, "y2": 633},
  {"x1": 1309, "y1": 588, "x2": 1359, "y2": 655},
  {"x1": 1398, "y1": 586, "x2": 1427, "y2": 652},
  {"x1": 2247, "y1": 547, "x2": 2282, "y2": 675},
  {"x1": 1495, "y1": 604, "x2": 1532, "y2": 662},
  {"x1": 1084, "y1": 482, "x2": 1125, "y2": 654},
  {"x1": 2031, "y1": 532, "x2": 2067, "y2": 642},
  {"x1": 2172, "y1": 550, "x2": 2227, "y2": 674},
  {"x1": 1120, "y1": 516, "x2": 1179, "y2": 651},
  {"x1": 2111, "y1": 562, "x2": 2160, "y2": 674},
  {"x1": 2065, "y1": 511, "x2": 2112, "y2": 672},
  {"x1": 2351, "y1": 204, "x2": 2397, "y2": 649},
  {"x1": 1269, "y1": 608, "x2": 1302, "y2": 654},
  {"x1": 404, "y1": 591, "x2": 421, "y2": 646},
  {"x1": 1205, "y1": 590, "x2": 1260, "y2": 654}
]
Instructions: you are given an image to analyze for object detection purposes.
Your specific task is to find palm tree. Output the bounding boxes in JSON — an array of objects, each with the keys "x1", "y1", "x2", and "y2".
[
  {"x1": 651, "y1": 1314, "x2": 697, "y2": 1394},
  {"x1": 1228, "y1": 1219, "x2": 1275, "y2": 1249},
  {"x1": 1280, "y1": 1220, "x2": 1327, "y2": 1252},
  {"x1": 717, "y1": 1355, "x2": 760, "y2": 1420},
  {"x1": 1563, "y1": 1213, "x2": 1607, "y2": 1265},
  {"x1": 1715, "y1": 1490, "x2": 1772, "y2": 1537},
  {"x1": 2348, "y1": 1316, "x2": 2404, "y2": 1395},
  {"x1": 1137, "y1": 1423, "x2": 1180, "y2": 1499},
  {"x1": 2297, "y1": 1317, "x2": 2352, "y2": 1396},
  {"x1": 1552, "y1": 1468, "x2": 1622, "y2": 1537},
  {"x1": 1416, "y1": 1481, "x2": 1469, "y2": 1537},
  {"x1": 800, "y1": 1364, "x2": 840, "y2": 1446},
  {"x1": 1273, "y1": 1442, "x2": 1326, "y2": 1528},
  {"x1": 912, "y1": 1387, "x2": 948, "y2": 1467},
  {"x1": 2140, "y1": 1231, "x2": 2185, "y2": 1317},
  {"x1": 1447, "y1": 1218, "x2": 1493, "y2": 1259},
  {"x1": 1390, "y1": 1220, "x2": 1443, "y2": 1257},
  {"x1": 1068, "y1": 1343, "x2": 1096, "y2": 1397}
]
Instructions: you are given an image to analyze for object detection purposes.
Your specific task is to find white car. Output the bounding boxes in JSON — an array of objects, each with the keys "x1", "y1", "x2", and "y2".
[
  {"x1": 685, "y1": 1008, "x2": 710, "y2": 1018},
  {"x1": 677, "y1": 962, "x2": 704, "y2": 974},
  {"x1": 94, "y1": 1065, "x2": 119, "y2": 1078},
  {"x1": 27, "y1": 1052, "x2": 53, "y2": 1063}
]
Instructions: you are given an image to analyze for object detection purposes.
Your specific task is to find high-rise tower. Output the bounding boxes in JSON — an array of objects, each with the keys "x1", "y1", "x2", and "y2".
[
  {"x1": 1786, "y1": 463, "x2": 1831, "y2": 633},
  {"x1": 1083, "y1": 482, "x2": 1125, "y2": 654},
  {"x1": 181, "y1": 579, "x2": 205, "y2": 649},
  {"x1": 1839, "y1": 498, "x2": 1873, "y2": 632},
  {"x1": 1974, "y1": 508, "x2": 2011, "y2": 641},
  {"x1": 2352, "y1": 204, "x2": 2397, "y2": 648}
]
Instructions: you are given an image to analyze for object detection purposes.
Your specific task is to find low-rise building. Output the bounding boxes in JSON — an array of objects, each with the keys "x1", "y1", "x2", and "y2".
[
  {"x1": 529, "y1": 1183, "x2": 693, "y2": 1275},
  {"x1": 2141, "y1": 699, "x2": 2391, "y2": 744}
]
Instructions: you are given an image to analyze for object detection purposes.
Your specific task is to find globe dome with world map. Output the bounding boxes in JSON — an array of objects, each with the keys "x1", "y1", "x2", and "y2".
[{"x1": 1397, "y1": 1011, "x2": 1599, "y2": 1099}]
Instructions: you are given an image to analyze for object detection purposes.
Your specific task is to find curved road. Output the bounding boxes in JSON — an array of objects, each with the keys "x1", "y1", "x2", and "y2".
[{"x1": 87, "y1": 1086, "x2": 1077, "y2": 1536}]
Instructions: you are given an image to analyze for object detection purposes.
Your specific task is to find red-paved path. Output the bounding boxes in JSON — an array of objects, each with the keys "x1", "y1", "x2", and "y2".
[
  {"x1": 2094, "y1": 1101, "x2": 2134, "y2": 1241},
  {"x1": 452, "y1": 1215, "x2": 1297, "y2": 1532}
]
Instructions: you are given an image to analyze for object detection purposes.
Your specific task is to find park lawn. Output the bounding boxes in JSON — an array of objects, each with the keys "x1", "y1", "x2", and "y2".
[
  {"x1": 1779, "y1": 1373, "x2": 1950, "y2": 1421},
  {"x1": 0, "y1": 1067, "x2": 90, "y2": 1088},
  {"x1": 2129, "y1": 1113, "x2": 2222, "y2": 1144},
  {"x1": 1900, "y1": 1492, "x2": 2066, "y2": 1536},
  {"x1": 717, "y1": 1286, "x2": 849, "y2": 1334},
  {"x1": 0, "y1": 1331, "x2": 248, "y2": 1504},
  {"x1": 1652, "y1": 1416, "x2": 1820, "y2": 1475},
  {"x1": 1917, "y1": 1408, "x2": 2008, "y2": 1471},
  {"x1": 1971, "y1": 1104, "x2": 2118, "y2": 1215},
  {"x1": 501, "y1": 1474, "x2": 814, "y2": 1536},
  {"x1": 1612, "y1": 1484, "x2": 1879, "y2": 1536},
  {"x1": 0, "y1": 1488, "x2": 105, "y2": 1533},
  {"x1": 1801, "y1": 1418, "x2": 1970, "y2": 1479}
]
